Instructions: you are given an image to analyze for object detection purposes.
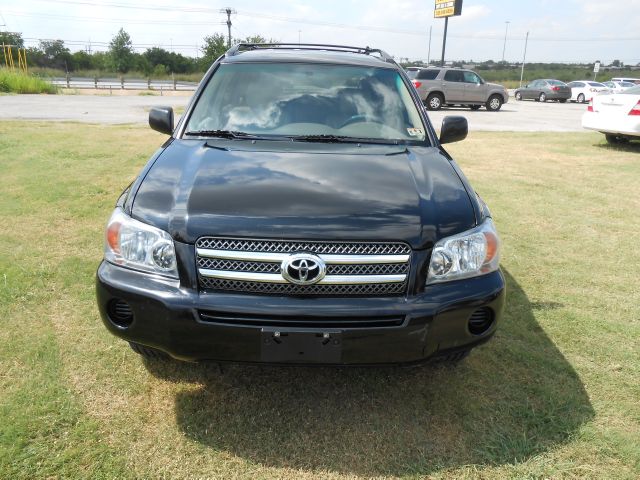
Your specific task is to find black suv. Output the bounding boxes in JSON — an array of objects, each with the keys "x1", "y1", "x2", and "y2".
[{"x1": 96, "y1": 44, "x2": 505, "y2": 366}]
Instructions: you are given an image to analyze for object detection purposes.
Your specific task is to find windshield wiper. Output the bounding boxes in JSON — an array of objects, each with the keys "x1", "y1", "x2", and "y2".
[
  {"x1": 184, "y1": 129, "x2": 256, "y2": 139},
  {"x1": 289, "y1": 134, "x2": 399, "y2": 145}
]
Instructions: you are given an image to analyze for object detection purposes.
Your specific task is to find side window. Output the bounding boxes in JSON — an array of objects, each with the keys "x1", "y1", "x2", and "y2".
[
  {"x1": 574, "y1": 82, "x2": 585, "y2": 87},
  {"x1": 444, "y1": 70, "x2": 463, "y2": 82},
  {"x1": 417, "y1": 69, "x2": 440, "y2": 80},
  {"x1": 463, "y1": 71, "x2": 481, "y2": 84}
]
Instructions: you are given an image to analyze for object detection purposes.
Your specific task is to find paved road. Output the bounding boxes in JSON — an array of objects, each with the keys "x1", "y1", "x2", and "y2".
[{"x1": 0, "y1": 94, "x2": 587, "y2": 132}]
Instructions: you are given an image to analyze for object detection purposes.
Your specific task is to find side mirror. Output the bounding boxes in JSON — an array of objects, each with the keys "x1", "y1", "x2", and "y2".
[
  {"x1": 439, "y1": 116, "x2": 468, "y2": 145},
  {"x1": 149, "y1": 106, "x2": 174, "y2": 135}
]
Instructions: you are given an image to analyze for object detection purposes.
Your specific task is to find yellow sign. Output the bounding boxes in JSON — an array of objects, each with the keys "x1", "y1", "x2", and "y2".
[{"x1": 434, "y1": 0, "x2": 463, "y2": 18}]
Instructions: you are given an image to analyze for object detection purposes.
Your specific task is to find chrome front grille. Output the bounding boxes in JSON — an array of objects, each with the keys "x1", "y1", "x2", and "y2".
[{"x1": 195, "y1": 238, "x2": 412, "y2": 296}]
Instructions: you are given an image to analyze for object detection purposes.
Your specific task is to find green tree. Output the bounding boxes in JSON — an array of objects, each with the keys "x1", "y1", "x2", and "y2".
[
  {"x1": 71, "y1": 50, "x2": 93, "y2": 71},
  {"x1": 0, "y1": 31, "x2": 24, "y2": 48},
  {"x1": 201, "y1": 33, "x2": 226, "y2": 65},
  {"x1": 108, "y1": 28, "x2": 134, "y2": 73},
  {"x1": 0, "y1": 32, "x2": 25, "y2": 63},
  {"x1": 38, "y1": 39, "x2": 72, "y2": 70}
]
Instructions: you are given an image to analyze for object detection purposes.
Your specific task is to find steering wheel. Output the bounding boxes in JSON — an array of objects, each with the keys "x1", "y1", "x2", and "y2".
[{"x1": 339, "y1": 114, "x2": 382, "y2": 128}]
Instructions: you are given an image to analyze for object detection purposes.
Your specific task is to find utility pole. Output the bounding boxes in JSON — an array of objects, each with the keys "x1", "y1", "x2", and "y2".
[
  {"x1": 519, "y1": 31, "x2": 529, "y2": 87},
  {"x1": 220, "y1": 7, "x2": 236, "y2": 48},
  {"x1": 440, "y1": 17, "x2": 448, "y2": 67},
  {"x1": 502, "y1": 21, "x2": 510, "y2": 62},
  {"x1": 427, "y1": 25, "x2": 432, "y2": 65}
]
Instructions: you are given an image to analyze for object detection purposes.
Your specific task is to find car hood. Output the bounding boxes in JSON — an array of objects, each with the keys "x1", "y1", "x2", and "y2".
[
  {"x1": 487, "y1": 82, "x2": 505, "y2": 89},
  {"x1": 131, "y1": 139, "x2": 476, "y2": 249}
]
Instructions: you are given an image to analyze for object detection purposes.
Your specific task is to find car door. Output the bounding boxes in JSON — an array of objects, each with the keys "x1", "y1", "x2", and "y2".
[
  {"x1": 462, "y1": 71, "x2": 485, "y2": 102},
  {"x1": 442, "y1": 70, "x2": 465, "y2": 103},
  {"x1": 530, "y1": 80, "x2": 545, "y2": 99}
]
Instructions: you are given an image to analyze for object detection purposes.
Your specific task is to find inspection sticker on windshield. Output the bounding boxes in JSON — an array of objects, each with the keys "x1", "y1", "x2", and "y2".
[{"x1": 407, "y1": 128, "x2": 424, "y2": 137}]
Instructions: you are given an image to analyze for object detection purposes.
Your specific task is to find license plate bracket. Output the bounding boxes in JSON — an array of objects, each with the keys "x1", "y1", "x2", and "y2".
[{"x1": 260, "y1": 328, "x2": 342, "y2": 364}]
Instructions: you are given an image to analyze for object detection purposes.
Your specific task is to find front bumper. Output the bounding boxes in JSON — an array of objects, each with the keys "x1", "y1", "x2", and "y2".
[{"x1": 96, "y1": 261, "x2": 506, "y2": 365}]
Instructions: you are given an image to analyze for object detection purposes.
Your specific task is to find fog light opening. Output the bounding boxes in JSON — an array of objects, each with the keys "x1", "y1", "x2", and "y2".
[
  {"x1": 107, "y1": 299, "x2": 134, "y2": 329},
  {"x1": 468, "y1": 307, "x2": 494, "y2": 336}
]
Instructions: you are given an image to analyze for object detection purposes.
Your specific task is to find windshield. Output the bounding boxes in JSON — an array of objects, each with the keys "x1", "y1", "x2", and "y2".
[
  {"x1": 406, "y1": 69, "x2": 419, "y2": 79},
  {"x1": 621, "y1": 85, "x2": 640, "y2": 95},
  {"x1": 185, "y1": 62, "x2": 427, "y2": 143},
  {"x1": 547, "y1": 80, "x2": 566, "y2": 86}
]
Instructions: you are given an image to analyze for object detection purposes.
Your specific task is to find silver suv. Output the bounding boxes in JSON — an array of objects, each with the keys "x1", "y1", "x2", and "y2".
[{"x1": 411, "y1": 67, "x2": 509, "y2": 111}]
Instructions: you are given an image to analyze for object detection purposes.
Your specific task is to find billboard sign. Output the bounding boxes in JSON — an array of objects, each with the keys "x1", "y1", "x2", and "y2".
[{"x1": 434, "y1": 0, "x2": 463, "y2": 18}]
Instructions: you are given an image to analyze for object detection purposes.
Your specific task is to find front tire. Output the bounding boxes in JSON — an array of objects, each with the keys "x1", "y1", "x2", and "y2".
[
  {"x1": 559, "y1": 99, "x2": 567, "y2": 103},
  {"x1": 432, "y1": 348, "x2": 472, "y2": 364},
  {"x1": 605, "y1": 134, "x2": 629, "y2": 145},
  {"x1": 577, "y1": 93, "x2": 585, "y2": 103},
  {"x1": 486, "y1": 95, "x2": 503, "y2": 111},
  {"x1": 129, "y1": 342, "x2": 169, "y2": 360},
  {"x1": 539, "y1": 92, "x2": 547, "y2": 102},
  {"x1": 515, "y1": 91, "x2": 522, "y2": 101},
  {"x1": 426, "y1": 93, "x2": 444, "y2": 111}
]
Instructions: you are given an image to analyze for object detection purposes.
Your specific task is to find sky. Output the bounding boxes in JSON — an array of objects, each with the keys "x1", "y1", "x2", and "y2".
[{"x1": 1, "y1": 0, "x2": 639, "y2": 64}]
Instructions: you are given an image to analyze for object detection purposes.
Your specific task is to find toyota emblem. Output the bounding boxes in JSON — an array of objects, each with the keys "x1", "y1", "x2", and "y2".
[{"x1": 281, "y1": 253, "x2": 326, "y2": 285}]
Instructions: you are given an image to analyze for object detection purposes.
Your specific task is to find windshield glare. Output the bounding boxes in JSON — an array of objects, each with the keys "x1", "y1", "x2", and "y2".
[{"x1": 186, "y1": 63, "x2": 427, "y2": 143}]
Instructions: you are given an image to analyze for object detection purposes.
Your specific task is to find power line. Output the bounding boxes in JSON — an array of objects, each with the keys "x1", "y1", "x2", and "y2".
[{"x1": 4, "y1": 11, "x2": 227, "y2": 26}]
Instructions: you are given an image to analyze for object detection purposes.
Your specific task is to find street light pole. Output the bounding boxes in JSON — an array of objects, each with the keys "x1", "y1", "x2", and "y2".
[
  {"x1": 440, "y1": 17, "x2": 448, "y2": 67},
  {"x1": 427, "y1": 25, "x2": 432, "y2": 66},
  {"x1": 502, "y1": 21, "x2": 510, "y2": 62},
  {"x1": 519, "y1": 31, "x2": 529, "y2": 87}
]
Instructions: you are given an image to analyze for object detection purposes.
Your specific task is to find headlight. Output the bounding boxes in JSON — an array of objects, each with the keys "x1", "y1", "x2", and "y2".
[
  {"x1": 104, "y1": 208, "x2": 178, "y2": 279},
  {"x1": 426, "y1": 218, "x2": 500, "y2": 285}
]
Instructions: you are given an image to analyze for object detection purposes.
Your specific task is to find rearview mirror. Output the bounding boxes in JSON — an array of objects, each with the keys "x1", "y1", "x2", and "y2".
[
  {"x1": 439, "y1": 116, "x2": 468, "y2": 145},
  {"x1": 149, "y1": 106, "x2": 174, "y2": 135}
]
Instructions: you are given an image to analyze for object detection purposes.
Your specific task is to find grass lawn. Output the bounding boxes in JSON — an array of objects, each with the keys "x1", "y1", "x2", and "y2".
[{"x1": 0, "y1": 122, "x2": 638, "y2": 479}]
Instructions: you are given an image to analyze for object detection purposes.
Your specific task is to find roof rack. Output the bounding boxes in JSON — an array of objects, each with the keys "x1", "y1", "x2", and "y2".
[{"x1": 225, "y1": 43, "x2": 395, "y2": 64}]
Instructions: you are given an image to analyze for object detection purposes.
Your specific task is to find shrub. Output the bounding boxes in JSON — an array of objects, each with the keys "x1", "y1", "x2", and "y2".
[{"x1": 0, "y1": 69, "x2": 58, "y2": 94}]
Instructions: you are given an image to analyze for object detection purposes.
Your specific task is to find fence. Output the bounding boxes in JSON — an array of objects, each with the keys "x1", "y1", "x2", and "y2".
[{"x1": 50, "y1": 76, "x2": 198, "y2": 93}]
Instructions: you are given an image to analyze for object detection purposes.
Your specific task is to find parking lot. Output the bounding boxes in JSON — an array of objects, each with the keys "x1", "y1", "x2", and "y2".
[{"x1": 0, "y1": 93, "x2": 588, "y2": 132}]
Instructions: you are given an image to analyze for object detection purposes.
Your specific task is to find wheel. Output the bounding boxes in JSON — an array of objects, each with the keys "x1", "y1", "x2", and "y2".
[
  {"x1": 469, "y1": 105, "x2": 482, "y2": 111},
  {"x1": 486, "y1": 95, "x2": 503, "y2": 111},
  {"x1": 431, "y1": 348, "x2": 472, "y2": 364},
  {"x1": 515, "y1": 91, "x2": 522, "y2": 101},
  {"x1": 559, "y1": 99, "x2": 567, "y2": 103},
  {"x1": 129, "y1": 342, "x2": 169, "y2": 360},
  {"x1": 426, "y1": 93, "x2": 444, "y2": 110},
  {"x1": 577, "y1": 93, "x2": 585, "y2": 103},
  {"x1": 539, "y1": 92, "x2": 547, "y2": 102},
  {"x1": 605, "y1": 134, "x2": 629, "y2": 145}
]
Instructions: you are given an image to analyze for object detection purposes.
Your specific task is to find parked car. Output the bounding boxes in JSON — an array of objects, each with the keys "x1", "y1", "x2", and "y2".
[
  {"x1": 567, "y1": 80, "x2": 609, "y2": 103},
  {"x1": 611, "y1": 77, "x2": 640, "y2": 85},
  {"x1": 96, "y1": 43, "x2": 505, "y2": 366},
  {"x1": 405, "y1": 66, "x2": 421, "y2": 80},
  {"x1": 411, "y1": 67, "x2": 509, "y2": 111},
  {"x1": 514, "y1": 79, "x2": 572, "y2": 102},
  {"x1": 582, "y1": 85, "x2": 640, "y2": 144},
  {"x1": 602, "y1": 81, "x2": 636, "y2": 93}
]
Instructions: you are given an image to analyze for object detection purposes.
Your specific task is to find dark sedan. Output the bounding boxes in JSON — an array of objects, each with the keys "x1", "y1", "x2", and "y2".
[{"x1": 515, "y1": 79, "x2": 572, "y2": 103}]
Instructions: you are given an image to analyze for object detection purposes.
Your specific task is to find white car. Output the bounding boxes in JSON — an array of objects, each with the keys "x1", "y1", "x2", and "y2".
[
  {"x1": 602, "y1": 81, "x2": 636, "y2": 93},
  {"x1": 567, "y1": 80, "x2": 609, "y2": 103},
  {"x1": 582, "y1": 85, "x2": 640, "y2": 144}
]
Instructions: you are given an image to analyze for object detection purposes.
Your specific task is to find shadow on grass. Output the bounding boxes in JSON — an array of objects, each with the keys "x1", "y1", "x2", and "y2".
[
  {"x1": 593, "y1": 140, "x2": 640, "y2": 153},
  {"x1": 144, "y1": 269, "x2": 593, "y2": 476}
]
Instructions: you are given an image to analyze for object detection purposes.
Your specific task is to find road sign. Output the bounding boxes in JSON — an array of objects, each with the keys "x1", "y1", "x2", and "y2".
[
  {"x1": 593, "y1": 62, "x2": 601, "y2": 73},
  {"x1": 434, "y1": 0, "x2": 463, "y2": 18}
]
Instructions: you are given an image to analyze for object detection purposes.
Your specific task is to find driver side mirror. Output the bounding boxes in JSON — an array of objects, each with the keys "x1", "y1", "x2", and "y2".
[
  {"x1": 149, "y1": 106, "x2": 174, "y2": 135},
  {"x1": 439, "y1": 116, "x2": 468, "y2": 145}
]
